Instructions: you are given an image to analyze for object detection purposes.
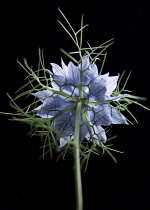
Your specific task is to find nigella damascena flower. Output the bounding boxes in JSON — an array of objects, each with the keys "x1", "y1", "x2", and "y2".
[{"x1": 32, "y1": 56, "x2": 128, "y2": 147}]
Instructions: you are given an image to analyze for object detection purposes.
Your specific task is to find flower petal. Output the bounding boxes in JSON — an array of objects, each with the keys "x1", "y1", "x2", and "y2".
[
  {"x1": 50, "y1": 63, "x2": 64, "y2": 77},
  {"x1": 88, "y1": 73, "x2": 109, "y2": 103},
  {"x1": 58, "y1": 124, "x2": 88, "y2": 147},
  {"x1": 90, "y1": 62, "x2": 98, "y2": 76},
  {"x1": 32, "y1": 90, "x2": 53, "y2": 101},
  {"x1": 58, "y1": 125, "x2": 88, "y2": 148},
  {"x1": 88, "y1": 104, "x2": 112, "y2": 126},
  {"x1": 86, "y1": 124, "x2": 107, "y2": 143},
  {"x1": 79, "y1": 55, "x2": 90, "y2": 70},
  {"x1": 88, "y1": 103, "x2": 128, "y2": 126},
  {"x1": 61, "y1": 58, "x2": 69, "y2": 75},
  {"x1": 63, "y1": 61, "x2": 79, "y2": 86},
  {"x1": 79, "y1": 124, "x2": 89, "y2": 142},
  {"x1": 54, "y1": 111, "x2": 76, "y2": 135},
  {"x1": 106, "y1": 104, "x2": 128, "y2": 124},
  {"x1": 50, "y1": 60, "x2": 69, "y2": 89},
  {"x1": 106, "y1": 93, "x2": 129, "y2": 101},
  {"x1": 49, "y1": 57, "x2": 99, "y2": 96},
  {"x1": 54, "y1": 109, "x2": 88, "y2": 144},
  {"x1": 80, "y1": 56, "x2": 98, "y2": 85},
  {"x1": 105, "y1": 74, "x2": 119, "y2": 96},
  {"x1": 59, "y1": 135, "x2": 74, "y2": 148},
  {"x1": 59, "y1": 138, "x2": 68, "y2": 147},
  {"x1": 33, "y1": 94, "x2": 74, "y2": 118}
]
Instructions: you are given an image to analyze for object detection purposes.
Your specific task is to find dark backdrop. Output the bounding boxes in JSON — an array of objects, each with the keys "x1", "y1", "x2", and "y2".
[{"x1": 1, "y1": 1, "x2": 150, "y2": 209}]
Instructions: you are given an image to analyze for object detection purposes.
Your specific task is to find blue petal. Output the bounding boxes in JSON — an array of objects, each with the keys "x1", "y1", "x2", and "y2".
[
  {"x1": 54, "y1": 110, "x2": 88, "y2": 143},
  {"x1": 82, "y1": 86, "x2": 90, "y2": 98},
  {"x1": 58, "y1": 123, "x2": 88, "y2": 147},
  {"x1": 50, "y1": 59, "x2": 80, "y2": 95},
  {"x1": 84, "y1": 105, "x2": 107, "y2": 142},
  {"x1": 51, "y1": 74, "x2": 66, "y2": 86},
  {"x1": 67, "y1": 61, "x2": 80, "y2": 86},
  {"x1": 79, "y1": 55, "x2": 90, "y2": 71},
  {"x1": 33, "y1": 94, "x2": 74, "y2": 118},
  {"x1": 88, "y1": 104, "x2": 112, "y2": 126},
  {"x1": 59, "y1": 135, "x2": 74, "y2": 148},
  {"x1": 59, "y1": 138, "x2": 68, "y2": 147},
  {"x1": 80, "y1": 56, "x2": 98, "y2": 85},
  {"x1": 48, "y1": 62, "x2": 80, "y2": 96},
  {"x1": 90, "y1": 62, "x2": 98, "y2": 76},
  {"x1": 106, "y1": 104, "x2": 128, "y2": 124},
  {"x1": 105, "y1": 74, "x2": 119, "y2": 96},
  {"x1": 86, "y1": 124, "x2": 107, "y2": 143},
  {"x1": 50, "y1": 63, "x2": 65, "y2": 77},
  {"x1": 32, "y1": 90, "x2": 53, "y2": 101},
  {"x1": 87, "y1": 103, "x2": 128, "y2": 126},
  {"x1": 106, "y1": 94, "x2": 129, "y2": 101},
  {"x1": 88, "y1": 74, "x2": 108, "y2": 103},
  {"x1": 79, "y1": 124, "x2": 89, "y2": 142},
  {"x1": 50, "y1": 77, "x2": 79, "y2": 97},
  {"x1": 49, "y1": 57, "x2": 99, "y2": 97},
  {"x1": 50, "y1": 60, "x2": 70, "y2": 89},
  {"x1": 54, "y1": 111, "x2": 76, "y2": 135},
  {"x1": 61, "y1": 58, "x2": 69, "y2": 75}
]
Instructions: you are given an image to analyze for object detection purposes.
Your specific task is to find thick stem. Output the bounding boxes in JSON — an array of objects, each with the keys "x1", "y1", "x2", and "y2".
[{"x1": 74, "y1": 101, "x2": 83, "y2": 210}]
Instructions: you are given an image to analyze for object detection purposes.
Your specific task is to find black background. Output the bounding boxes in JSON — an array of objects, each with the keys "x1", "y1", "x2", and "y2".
[{"x1": 1, "y1": 0, "x2": 150, "y2": 209}]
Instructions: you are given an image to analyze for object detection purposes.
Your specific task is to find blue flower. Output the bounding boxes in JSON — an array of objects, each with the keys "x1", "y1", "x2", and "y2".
[{"x1": 32, "y1": 56, "x2": 128, "y2": 147}]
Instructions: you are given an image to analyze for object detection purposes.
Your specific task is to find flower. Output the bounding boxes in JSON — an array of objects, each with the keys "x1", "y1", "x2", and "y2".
[{"x1": 32, "y1": 56, "x2": 128, "y2": 147}]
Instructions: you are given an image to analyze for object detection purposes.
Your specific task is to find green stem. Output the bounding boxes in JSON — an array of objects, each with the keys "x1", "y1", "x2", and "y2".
[{"x1": 74, "y1": 101, "x2": 83, "y2": 210}]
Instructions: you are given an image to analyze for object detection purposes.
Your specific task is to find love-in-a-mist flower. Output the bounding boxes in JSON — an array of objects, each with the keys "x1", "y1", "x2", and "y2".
[{"x1": 32, "y1": 56, "x2": 128, "y2": 147}]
